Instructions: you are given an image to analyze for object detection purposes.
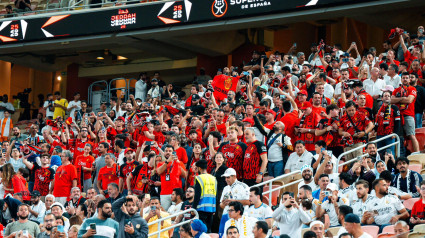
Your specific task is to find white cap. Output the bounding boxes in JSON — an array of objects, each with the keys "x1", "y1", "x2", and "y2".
[
  {"x1": 221, "y1": 168, "x2": 237, "y2": 177},
  {"x1": 326, "y1": 183, "x2": 338, "y2": 192},
  {"x1": 51, "y1": 202, "x2": 65, "y2": 213}
]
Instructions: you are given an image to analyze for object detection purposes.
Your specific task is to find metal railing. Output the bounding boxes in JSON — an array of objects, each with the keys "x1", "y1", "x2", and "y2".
[
  {"x1": 147, "y1": 208, "x2": 199, "y2": 238},
  {"x1": 251, "y1": 170, "x2": 302, "y2": 207},
  {"x1": 335, "y1": 133, "x2": 401, "y2": 173}
]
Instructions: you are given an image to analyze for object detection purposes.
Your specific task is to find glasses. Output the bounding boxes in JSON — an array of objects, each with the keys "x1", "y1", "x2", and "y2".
[
  {"x1": 81, "y1": 130, "x2": 88, "y2": 132},
  {"x1": 228, "y1": 209, "x2": 235, "y2": 212},
  {"x1": 421, "y1": 187, "x2": 425, "y2": 191}
]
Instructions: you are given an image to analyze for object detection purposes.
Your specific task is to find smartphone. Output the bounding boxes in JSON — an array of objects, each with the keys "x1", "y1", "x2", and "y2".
[
  {"x1": 151, "y1": 206, "x2": 157, "y2": 211},
  {"x1": 321, "y1": 148, "x2": 325, "y2": 153},
  {"x1": 243, "y1": 71, "x2": 250, "y2": 76},
  {"x1": 57, "y1": 225, "x2": 64, "y2": 233},
  {"x1": 90, "y1": 223, "x2": 96, "y2": 232},
  {"x1": 172, "y1": 151, "x2": 177, "y2": 156},
  {"x1": 293, "y1": 43, "x2": 297, "y2": 48},
  {"x1": 146, "y1": 141, "x2": 152, "y2": 146},
  {"x1": 125, "y1": 218, "x2": 132, "y2": 225},
  {"x1": 324, "y1": 191, "x2": 331, "y2": 196},
  {"x1": 22, "y1": 230, "x2": 29, "y2": 237}
]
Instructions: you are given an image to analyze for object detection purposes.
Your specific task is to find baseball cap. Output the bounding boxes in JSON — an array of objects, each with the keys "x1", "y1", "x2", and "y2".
[
  {"x1": 31, "y1": 190, "x2": 41, "y2": 197},
  {"x1": 381, "y1": 85, "x2": 395, "y2": 92},
  {"x1": 259, "y1": 85, "x2": 268, "y2": 92},
  {"x1": 326, "y1": 183, "x2": 338, "y2": 192},
  {"x1": 300, "y1": 164, "x2": 313, "y2": 173},
  {"x1": 54, "y1": 146, "x2": 63, "y2": 153},
  {"x1": 298, "y1": 90, "x2": 308, "y2": 96},
  {"x1": 266, "y1": 109, "x2": 276, "y2": 117},
  {"x1": 124, "y1": 148, "x2": 134, "y2": 154},
  {"x1": 192, "y1": 94, "x2": 201, "y2": 101},
  {"x1": 352, "y1": 80, "x2": 363, "y2": 88},
  {"x1": 242, "y1": 118, "x2": 254, "y2": 126},
  {"x1": 344, "y1": 213, "x2": 361, "y2": 223},
  {"x1": 221, "y1": 168, "x2": 237, "y2": 177},
  {"x1": 116, "y1": 116, "x2": 125, "y2": 122},
  {"x1": 51, "y1": 202, "x2": 65, "y2": 213},
  {"x1": 299, "y1": 101, "x2": 312, "y2": 110}
]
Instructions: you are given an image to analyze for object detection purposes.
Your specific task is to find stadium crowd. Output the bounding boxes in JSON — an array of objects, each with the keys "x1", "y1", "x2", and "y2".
[{"x1": 1, "y1": 26, "x2": 425, "y2": 238}]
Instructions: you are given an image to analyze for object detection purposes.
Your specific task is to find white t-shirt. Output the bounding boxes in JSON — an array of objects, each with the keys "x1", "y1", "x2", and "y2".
[
  {"x1": 223, "y1": 215, "x2": 257, "y2": 238},
  {"x1": 298, "y1": 180, "x2": 318, "y2": 192},
  {"x1": 29, "y1": 201, "x2": 46, "y2": 224},
  {"x1": 285, "y1": 151, "x2": 314, "y2": 172},
  {"x1": 321, "y1": 196, "x2": 350, "y2": 226},
  {"x1": 0, "y1": 102, "x2": 14, "y2": 119},
  {"x1": 67, "y1": 100, "x2": 81, "y2": 120},
  {"x1": 167, "y1": 202, "x2": 183, "y2": 215},
  {"x1": 352, "y1": 195, "x2": 375, "y2": 218},
  {"x1": 245, "y1": 203, "x2": 273, "y2": 221},
  {"x1": 220, "y1": 180, "x2": 250, "y2": 215},
  {"x1": 43, "y1": 100, "x2": 54, "y2": 118},
  {"x1": 363, "y1": 78, "x2": 386, "y2": 97},
  {"x1": 339, "y1": 185, "x2": 357, "y2": 204},
  {"x1": 364, "y1": 194, "x2": 405, "y2": 225}
]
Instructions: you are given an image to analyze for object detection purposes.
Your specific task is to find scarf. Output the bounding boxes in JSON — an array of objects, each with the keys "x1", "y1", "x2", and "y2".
[
  {"x1": 377, "y1": 104, "x2": 391, "y2": 125},
  {"x1": 0, "y1": 118, "x2": 11, "y2": 137},
  {"x1": 298, "y1": 115, "x2": 306, "y2": 137},
  {"x1": 396, "y1": 85, "x2": 408, "y2": 111},
  {"x1": 230, "y1": 215, "x2": 248, "y2": 237},
  {"x1": 396, "y1": 169, "x2": 412, "y2": 194}
]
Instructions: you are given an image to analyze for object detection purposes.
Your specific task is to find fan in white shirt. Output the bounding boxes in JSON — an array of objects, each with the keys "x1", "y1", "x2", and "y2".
[
  {"x1": 298, "y1": 165, "x2": 318, "y2": 192},
  {"x1": 316, "y1": 183, "x2": 349, "y2": 227},
  {"x1": 384, "y1": 64, "x2": 402, "y2": 89},
  {"x1": 223, "y1": 201, "x2": 257, "y2": 238},
  {"x1": 338, "y1": 172, "x2": 357, "y2": 204},
  {"x1": 352, "y1": 180, "x2": 375, "y2": 218},
  {"x1": 167, "y1": 188, "x2": 184, "y2": 219},
  {"x1": 246, "y1": 187, "x2": 273, "y2": 229},
  {"x1": 363, "y1": 68, "x2": 386, "y2": 100},
  {"x1": 362, "y1": 179, "x2": 409, "y2": 226},
  {"x1": 334, "y1": 205, "x2": 355, "y2": 237},
  {"x1": 343, "y1": 213, "x2": 373, "y2": 238}
]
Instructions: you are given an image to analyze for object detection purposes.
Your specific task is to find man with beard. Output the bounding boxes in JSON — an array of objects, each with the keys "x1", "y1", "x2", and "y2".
[
  {"x1": 392, "y1": 157, "x2": 422, "y2": 197},
  {"x1": 315, "y1": 104, "x2": 343, "y2": 157},
  {"x1": 373, "y1": 89, "x2": 401, "y2": 155},
  {"x1": 148, "y1": 78, "x2": 162, "y2": 99},
  {"x1": 363, "y1": 179, "x2": 409, "y2": 231},
  {"x1": 173, "y1": 186, "x2": 196, "y2": 224},
  {"x1": 52, "y1": 150, "x2": 78, "y2": 205},
  {"x1": 189, "y1": 94, "x2": 205, "y2": 116},
  {"x1": 410, "y1": 73, "x2": 425, "y2": 128},
  {"x1": 285, "y1": 141, "x2": 313, "y2": 174},
  {"x1": 272, "y1": 192, "x2": 311, "y2": 238},
  {"x1": 37, "y1": 213, "x2": 55, "y2": 238},
  {"x1": 79, "y1": 200, "x2": 119, "y2": 238},
  {"x1": 297, "y1": 165, "x2": 317, "y2": 191},
  {"x1": 10, "y1": 127, "x2": 27, "y2": 143},
  {"x1": 65, "y1": 187, "x2": 86, "y2": 216},
  {"x1": 93, "y1": 142, "x2": 109, "y2": 194},
  {"x1": 113, "y1": 195, "x2": 148, "y2": 238},
  {"x1": 253, "y1": 116, "x2": 292, "y2": 178},
  {"x1": 143, "y1": 197, "x2": 171, "y2": 238},
  {"x1": 294, "y1": 102, "x2": 319, "y2": 152},
  {"x1": 353, "y1": 180, "x2": 374, "y2": 219},
  {"x1": 4, "y1": 204, "x2": 40, "y2": 237},
  {"x1": 391, "y1": 72, "x2": 419, "y2": 152},
  {"x1": 28, "y1": 191, "x2": 45, "y2": 224}
]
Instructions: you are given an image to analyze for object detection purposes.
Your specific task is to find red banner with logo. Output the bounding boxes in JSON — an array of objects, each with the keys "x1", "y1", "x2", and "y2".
[{"x1": 211, "y1": 74, "x2": 239, "y2": 102}]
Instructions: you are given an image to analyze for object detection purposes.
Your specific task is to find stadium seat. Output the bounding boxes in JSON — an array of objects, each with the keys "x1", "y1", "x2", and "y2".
[
  {"x1": 409, "y1": 164, "x2": 422, "y2": 173},
  {"x1": 328, "y1": 226, "x2": 341, "y2": 236},
  {"x1": 381, "y1": 225, "x2": 394, "y2": 234},
  {"x1": 272, "y1": 230, "x2": 280, "y2": 237},
  {"x1": 263, "y1": 176, "x2": 273, "y2": 182},
  {"x1": 403, "y1": 198, "x2": 420, "y2": 210},
  {"x1": 263, "y1": 185, "x2": 280, "y2": 206},
  {"x1": 413, "y1": 223, "x2": 425, "y2": 232},
  {"x1": 361, "y1": 225, "x2": 379, "y2": 238},
  {"x1": 262, "y1": 196, "x2": 269, "y2": 206},
  {"x1": 208, "y1": 233, "x2": 219, "y2": 238},
  {"x1": 408, "y1": 154, "x2": 425, "y2": 160}
]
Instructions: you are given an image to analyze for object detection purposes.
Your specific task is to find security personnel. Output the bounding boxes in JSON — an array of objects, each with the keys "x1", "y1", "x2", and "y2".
[{"x1": 192, "y1": 159, "x2": 217, "y2": 233}]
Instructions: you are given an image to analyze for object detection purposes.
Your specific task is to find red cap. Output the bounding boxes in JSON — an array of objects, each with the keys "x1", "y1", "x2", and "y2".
[
  {"x1": 317, "y1": 65, "x2": 325, "y2": 70},
  {"x1": 266, "y1": 109, "x2": 276, "y2": 117},
  {"x1": 299, "y1": 90, "x2": 308, "y2": 96},
  {"x1": 300, "y1": 102, "x2": 312, "y2": 110},
  {"x1": 124, "y1": 148, "x2": 134, "y2": 154},
  {"x1": 117, "y1": 116, "x2": 125, "y2": 122},
  {"x1": 242, "y1": 118, "x2": 254, "y2": 126}
]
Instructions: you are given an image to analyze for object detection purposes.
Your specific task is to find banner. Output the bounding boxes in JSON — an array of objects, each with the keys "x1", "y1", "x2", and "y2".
[{"x1": 211, "y1": 74, "x2": 239, "y2": 102}]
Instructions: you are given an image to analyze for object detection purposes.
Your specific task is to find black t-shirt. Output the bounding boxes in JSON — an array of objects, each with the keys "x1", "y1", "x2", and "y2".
[
  {"x1": 180, "y1": 200, "x2": 194, "y2": 221},
  {"x1": 415, "y1": 85, "x2": 425, "y2": 113},
  {"x1": 190, "y1": 105, "x2": 205, "y2": 116},
  {"x1": 245, "y1": 58, "x2": 262, "y2": 77}
]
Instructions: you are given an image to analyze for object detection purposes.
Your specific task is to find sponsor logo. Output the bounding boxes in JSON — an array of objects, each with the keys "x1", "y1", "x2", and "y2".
[{"x1": 212, "y1": 0, "x2": 227, "y2": 18}]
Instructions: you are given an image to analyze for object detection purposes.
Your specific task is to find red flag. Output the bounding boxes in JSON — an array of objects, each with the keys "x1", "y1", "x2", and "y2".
[{"x1": 211, "y1": 74, "x2": 239, "y2": 102}]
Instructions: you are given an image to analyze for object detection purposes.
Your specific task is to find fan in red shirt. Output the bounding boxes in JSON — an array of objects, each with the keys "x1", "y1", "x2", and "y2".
[
  {"x1": 339, "y1": 100, "x2": 374, "y2": 160},
  {"x1": 205, "y1": 131, "x2": 222, "y2": 173},
  {"x1": 242, "y1": 128, "x2": 267, "y2": 187},
  {"x1": 52, "y1": 150, "x2": 78, "y2": 203},
  {"x1": 188, "y1": 129, "x2": 206, "y2": 148},
  {"x1": 311, "y1": 92, "x2": 327, "y2": 117},
  {"x1": 379, "y1": 49, "x2": 400, "y2": 66},
  {"x1": 209, "y1": 110, "x2": 227, "y2": 136},
  {"x1": 118, "y1": 148, "x2": 140, "y2": 193},
  {"x1": 411, "y1": 183, "x2": 425, "y2": 221},
  {"x1": 168, "y1": 134, "x2": 188, "y2": 165},
  {"x1": 1, "y1": 163, "x2": 31, "y2": 201},
  {"x1": 352, "y1": 80, "x2": 374, "y2": 109},
  {"x1": 73, "y1": 144, "x2": 95, "y2": 192},
  {"x1": 127, "y1": 159, "x2": 152, "y2": 195},
  {"x1": 156, "y1": 145, "x2": 187, "y2": 210},
  {"x1": 264, "y1": 110, "x2": 276, "y2": 130},
  {"x1": 295, "y1": 102, "x2": 320, "y2": 152},
  {"x1": 93, "y1": 128, "x2": 112, "y2": 156},
  {"x1": 186, "y1": 143, "x2": 202, "y2": 187},
  {"x1": 315, "y1": 104, "x2": 343, "y2": 158},
  {"x1": 216, "y1": 126, "x2": 247, "y2": 180},
  {"x1": 374, "y1": 90, "x2": 401, "y2": 138},
  {"x1": 152, "y1": 120, "x2": 165, "y2": 148},
  {"x1": 125, "y1": 123, "x2": 140, "y2": 149},
  {"x1": 97, "y1": 153, "x2": 120, "y2": 197},
  {"x1": 279, "y1": 95, "x2": 299, "y2": 144},
  {"x1": 33, "y1": 154, "x2": 55, "y2": 196},
  {"x1": 67, "y1": 126, "x2": 93, "y2": 159},
  {"x1": 391, "y1": 72, "x2": 419, "y2": 152}
]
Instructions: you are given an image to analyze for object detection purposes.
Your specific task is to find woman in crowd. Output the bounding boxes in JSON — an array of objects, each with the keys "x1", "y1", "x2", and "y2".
[
  {"x1": 179, "y1": 223, "x2": 193, "y2": 238},
  {"x1": 68, "y1": 225, "x2": 80, "y2": 238},
  {"x1": 186, "y1": 143, "x2": 203, "y2": 188}
]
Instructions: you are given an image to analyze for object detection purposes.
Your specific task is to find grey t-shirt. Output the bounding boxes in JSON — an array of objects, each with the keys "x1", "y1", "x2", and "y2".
[
  {"x1": 93, "y1": 155, "x2": 106, "y2": 189},
  {"x1": 37, "y1": 231, "x2": 51, "y2": 238},
  {"x1": 4, "y1": 220, "x2": 41, "y2": 237}
]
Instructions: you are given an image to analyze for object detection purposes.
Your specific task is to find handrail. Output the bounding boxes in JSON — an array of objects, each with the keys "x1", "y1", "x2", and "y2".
[
  {"x1": 147, "y1": 208, "x2": 199, "y2": 238},
  {"x1": 335, "y1": 133, "x2": 400, "y2": 173},
  {"x1": 251, "y1": 170, "x2": 301, "y2": 207}
]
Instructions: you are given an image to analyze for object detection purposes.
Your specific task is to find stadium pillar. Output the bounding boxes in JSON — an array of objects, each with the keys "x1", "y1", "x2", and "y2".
[{"x1": 0, "y1": 61, "x2": 11, "y2": 97}]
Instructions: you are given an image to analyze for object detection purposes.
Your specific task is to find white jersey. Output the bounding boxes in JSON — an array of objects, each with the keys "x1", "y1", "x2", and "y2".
[
  {"x1": 321, "y1": 197, "x2": 350, "y2": 226},
  {"x1": 339, "y1": 185, "x2": 357, "y2": 204},
  {"x1": 371, "y1": 186, "x2": 409, "y2": 199},
  {"x1": 245, "y1": 203, "x2": 273, "y2": 221},
  {"x1": 364, "y1": 194, "x2": 405, "y2": 225},
  {"x1": 298, "y1": 180, "x2": 318, "y2": 192},
  {"x1": 220, "y1": 180, "x2": 250, "y2": 214},
  {"x1": 352, "y1": 195, "x2": 375, "y2": 218},
  {"x1": 223, "y1": 215, "x2": 257, "y2": 238}
]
